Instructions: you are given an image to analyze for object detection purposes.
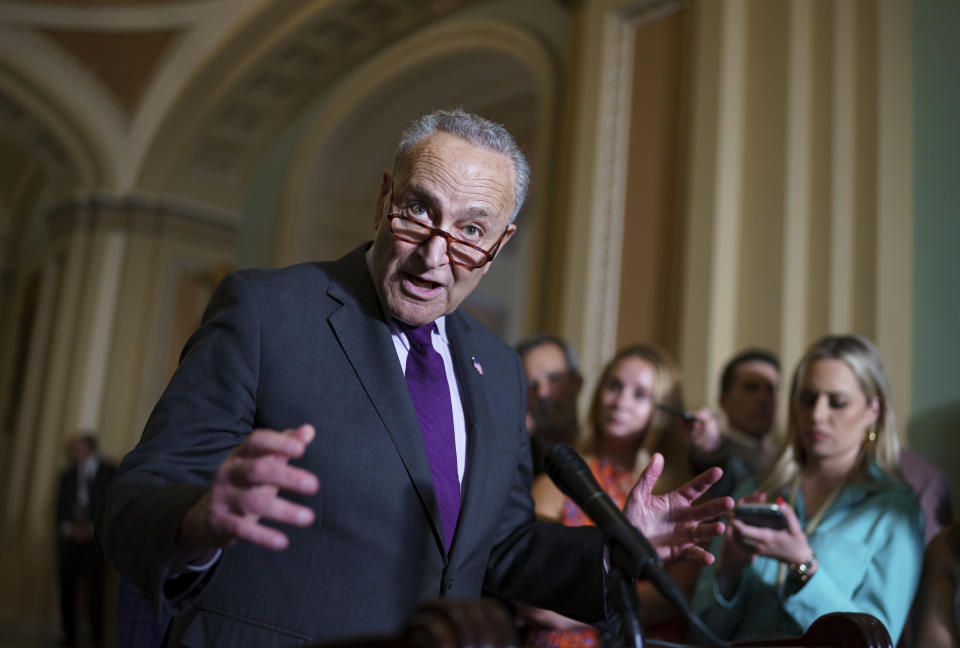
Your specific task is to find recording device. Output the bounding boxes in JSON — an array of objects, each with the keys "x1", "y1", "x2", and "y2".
[
  {"x1": 734, "y1": 503, "x2": 788, "y2": 530},
  {"x1": 543, "y1": 443, "x2": 729, "y2": 647},
  {"x1": 543, "y1": 443, "x2": 663, "y2": 577},
  {"x1": 654, "y1": 403, "x2": 696, "y2": 423}
]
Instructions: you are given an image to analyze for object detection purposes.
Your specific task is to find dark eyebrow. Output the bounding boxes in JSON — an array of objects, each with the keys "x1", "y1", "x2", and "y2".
[{"x1": 397, "y1": 183, "x2": 438, "y2": 210}]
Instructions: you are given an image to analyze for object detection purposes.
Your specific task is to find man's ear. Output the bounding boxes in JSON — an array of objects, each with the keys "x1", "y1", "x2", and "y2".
[
  {"x1": 374, "y1": 171, "x2": 392, "y2": 230},
  {"x1": 479, "y1": 224, "x2": 517, "y2": 276}
]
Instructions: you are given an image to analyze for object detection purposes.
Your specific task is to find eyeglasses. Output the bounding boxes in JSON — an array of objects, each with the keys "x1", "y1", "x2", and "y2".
[{"x1": 387, "y1": 213, "x2": 509, "y2": 269}]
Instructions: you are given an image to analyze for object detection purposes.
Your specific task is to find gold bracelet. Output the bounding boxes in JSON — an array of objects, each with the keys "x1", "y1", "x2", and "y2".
[{"x1": 788, "y1": 554, "x2": 817, "y2": 585}]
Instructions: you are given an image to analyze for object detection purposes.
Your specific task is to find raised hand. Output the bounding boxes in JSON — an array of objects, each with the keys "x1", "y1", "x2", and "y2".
[
  {"x1": 685, "y1": 407, "x2": 723, "y2": 453},
  {"x1": 623, "y1": 453, "x2": 734, "y2": 564},
  {"x1": 177, "y1": 424, "x2": 319, "y2": 560}
]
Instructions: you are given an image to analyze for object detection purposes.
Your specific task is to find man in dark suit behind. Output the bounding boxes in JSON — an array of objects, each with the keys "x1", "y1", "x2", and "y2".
[
  {"x1": 58, "y1": 433, "x2": 116, "y2": 647},
  {"x1": 97, "y1": 109, "x2": 732, "y2": 647}
]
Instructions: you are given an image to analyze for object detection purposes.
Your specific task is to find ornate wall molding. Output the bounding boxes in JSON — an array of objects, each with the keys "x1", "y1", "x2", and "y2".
[{"x1": 562, "y1": 0, "x2": 687, "y2": 397}]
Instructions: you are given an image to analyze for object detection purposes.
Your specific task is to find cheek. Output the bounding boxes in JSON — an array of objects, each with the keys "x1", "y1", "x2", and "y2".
[
  {"x1": 831, "y1": 411, "x2": 865, "y2": 442},
  {"x1": 635, "y1": 401, "x2": 653, "y2": 426}
]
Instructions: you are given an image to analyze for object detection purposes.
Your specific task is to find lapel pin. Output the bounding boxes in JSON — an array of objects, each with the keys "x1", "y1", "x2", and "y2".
[{"x1": 471, "y1": 356, "x2": 484, "y2": 375}]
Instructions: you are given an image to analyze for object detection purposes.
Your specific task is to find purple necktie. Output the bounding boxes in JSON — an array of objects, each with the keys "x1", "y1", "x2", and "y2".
[{"x1": 401, "y1": 322, "x2": 460, "y2": 552}]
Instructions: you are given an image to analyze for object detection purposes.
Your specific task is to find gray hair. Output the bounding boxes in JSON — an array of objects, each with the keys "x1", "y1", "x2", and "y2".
[{"x1": 394, "y1": 108, "x2": 530, "y2": 222}]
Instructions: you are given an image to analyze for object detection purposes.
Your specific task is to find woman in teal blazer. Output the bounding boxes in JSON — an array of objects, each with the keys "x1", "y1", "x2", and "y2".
[{"x1": 692, "y1": 334, "x2": 924, "y2": 644}]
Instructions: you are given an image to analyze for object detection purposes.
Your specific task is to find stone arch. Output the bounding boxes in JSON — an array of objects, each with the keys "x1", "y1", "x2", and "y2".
[{"x1": 275, "y1": 18, "x2": 559, "y2": 342}]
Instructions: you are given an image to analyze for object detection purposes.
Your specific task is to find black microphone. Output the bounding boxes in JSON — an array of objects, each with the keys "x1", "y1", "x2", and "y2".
[
  {"x1": 543, "y1": 443, "x2": 730, "y2": 647},
  {"x1": 542, "y1": 443, "x2": 662, "y2": 578}
]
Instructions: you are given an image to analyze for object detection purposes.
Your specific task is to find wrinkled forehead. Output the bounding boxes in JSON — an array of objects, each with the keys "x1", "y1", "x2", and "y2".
[{"x1": 393, "y1": 132, "x2": 516, "y2": 211}]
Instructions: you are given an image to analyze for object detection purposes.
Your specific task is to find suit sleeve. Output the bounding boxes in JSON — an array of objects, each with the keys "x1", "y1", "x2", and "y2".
[
  {"x1": 480, "y1": 352, "x2": 609, "y2": 623},
  {"x1": 96, "y1": 271, "x2": 262, "y2": 614}
]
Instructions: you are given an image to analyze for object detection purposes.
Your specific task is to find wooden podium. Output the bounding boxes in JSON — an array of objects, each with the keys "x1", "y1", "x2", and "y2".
[
  {"x1": 731, "y1": 612, "x2": 892, "y2": 648},
  {"x1": 314, "y1": 601, "x2": 892, "y2": 648}
]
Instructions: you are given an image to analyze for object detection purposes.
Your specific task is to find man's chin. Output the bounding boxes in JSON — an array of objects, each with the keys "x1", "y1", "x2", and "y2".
[{"x1": 388, "y1": 298, "x2": 446, "y2": 327}]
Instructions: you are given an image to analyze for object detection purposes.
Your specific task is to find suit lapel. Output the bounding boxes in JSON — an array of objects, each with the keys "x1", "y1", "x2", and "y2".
[
  {"x1": 325, "y1": 248, "x2": 446, "y2": 553},
  {"x1": 445, "y1": 312, "x2": 499, "y2": 558}
]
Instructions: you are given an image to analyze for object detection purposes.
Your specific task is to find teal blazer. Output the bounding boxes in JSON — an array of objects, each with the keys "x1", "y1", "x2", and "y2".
[{"x1": 692, "y1": 465, "x2": 924, "y2": 644}]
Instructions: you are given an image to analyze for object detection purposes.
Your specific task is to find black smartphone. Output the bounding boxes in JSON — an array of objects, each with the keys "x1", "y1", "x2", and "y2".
[{"x1": 734, "y1": 503, "x2": 788, "y2": 530}]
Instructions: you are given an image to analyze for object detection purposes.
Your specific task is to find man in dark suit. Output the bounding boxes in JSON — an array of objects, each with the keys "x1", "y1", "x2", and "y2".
[
  {"x1": 98, "y1": 109, "x2": 732, "y2": 647},
  {"x1": 57, "y1": 433, "x2": 116, "y2": 647}
]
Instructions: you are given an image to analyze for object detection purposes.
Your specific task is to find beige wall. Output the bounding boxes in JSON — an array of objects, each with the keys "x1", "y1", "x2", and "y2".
[
  {"x1": 0, "y1": 197, "x2": 236, "y2": 631},
  {"x1": 0, "y1": 0, "x2": 919, "y2": 635},
  {"x1": 559, "y1": 0, "x2": 912, "y2": 427}
]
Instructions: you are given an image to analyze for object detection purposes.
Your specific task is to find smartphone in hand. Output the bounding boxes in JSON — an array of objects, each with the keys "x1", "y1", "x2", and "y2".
[{"x1": 734, "y1": 503, "x2": 788, "y2": 530}]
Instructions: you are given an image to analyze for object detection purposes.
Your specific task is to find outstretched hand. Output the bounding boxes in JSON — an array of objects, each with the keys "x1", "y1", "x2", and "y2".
[
  {"x1": 623, "y1": 453, "x2": 734, "y2": 564},
  {"x1": 177, "y1": 424, "x2": 319, "y2": 561}
]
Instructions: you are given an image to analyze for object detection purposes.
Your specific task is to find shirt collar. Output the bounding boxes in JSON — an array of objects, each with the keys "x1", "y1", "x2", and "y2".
[
  {"x1": 390, "y1": 316, "x2": 449, "y2": 350},
  {"x1": 79, "y1": 456, "x2": 99, "y2": 479}
]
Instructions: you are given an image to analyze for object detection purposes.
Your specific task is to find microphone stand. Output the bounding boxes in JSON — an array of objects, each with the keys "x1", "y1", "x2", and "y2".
[
  {"x1": 541, "y1": 443, "x2": 731, "y2": 648},
  {"x1": 608, "y1": 559, "x2": 644, "y2": 648}
]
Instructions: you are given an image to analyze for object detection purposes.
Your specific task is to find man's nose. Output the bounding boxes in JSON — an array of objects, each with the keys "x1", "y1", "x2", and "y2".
[
  {"x1": 419, "y1": 233, "x2": 450, "y2": 267},
  {"x1": 536, "y1": 380, "x2": 552, "y2": 399}
]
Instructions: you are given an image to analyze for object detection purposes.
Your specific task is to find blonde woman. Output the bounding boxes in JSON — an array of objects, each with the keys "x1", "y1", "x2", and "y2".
[
  {"x1": 693, "y1": 334, "x2": 924, "y2": 643},
  {"x1": 522, "y1": 344, "x2": 695, "y2": 647}
]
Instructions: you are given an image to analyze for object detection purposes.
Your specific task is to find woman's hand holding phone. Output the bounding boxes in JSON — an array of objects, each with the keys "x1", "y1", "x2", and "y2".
[{"x1": 729, "y1": 495, "x2": 813, "y2": 567}]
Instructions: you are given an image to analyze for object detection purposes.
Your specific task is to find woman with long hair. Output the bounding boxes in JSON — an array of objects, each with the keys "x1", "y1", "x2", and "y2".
[
  {"x1": 692, "y1": 334, "x2": 924, "y2": 643},
  {"x1": 521, "y1": 344, "x2": 694, "y2": 647}
]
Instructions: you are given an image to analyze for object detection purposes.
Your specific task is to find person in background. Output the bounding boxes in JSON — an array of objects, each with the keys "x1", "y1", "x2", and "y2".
[
  {"x1": 521, "y1": 344, "x2": 696, "y2": 646},
  {"x1": 899, "y1": 448, "x2": 953, "y2": 544},
  {"x1": 692, "y1": 334, "x2": 924, "y2": 644},
  {"x1": 687, "y1": 349, "x2": 780, "y2": 498},
  {"x1": 516, "y1": 334, "x2": 583, "y2": 476},
  {"x1": 57, "y1": 433, "x2": 116, "y2": 648},
  {"x1": 901, "y1": 523, "x2": 960, "y2": 648}
]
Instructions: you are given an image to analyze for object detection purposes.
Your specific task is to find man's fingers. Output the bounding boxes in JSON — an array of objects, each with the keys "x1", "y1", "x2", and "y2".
[
  {"x1": 222, "y1": 455, "x2": 319, "y2": 494},
  {"x1": 691, "y1": 520, "x2": 726, "y2": 545},
  {"x1": 238, "y1": 425, "x2": 314, "y2": 460},
  {"x1": 288, "y1": 423, "x2": 316, "y2": 445},
  {"x1": 675, "y1": 545, "x2": 717, "y2": 566},
  {"x1": 675, "y1": 467, "x2": 724, "y2": 502},
  {"x1": 682, "y1": 495, "x2": 735, "y2": 524},
  {"x1": 228, "y1": 515, "x2": 292, "y2": 551},
  {"x1": 634, "y1": 452, "x2": 665, "y2": 500},
  {"x1": 237, "y1": 488, "x2": 315, "y2": 527}
]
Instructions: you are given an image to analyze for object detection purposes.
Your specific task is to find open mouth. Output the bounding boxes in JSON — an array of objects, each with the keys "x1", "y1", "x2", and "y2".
[{"x1": 402, "y1": 273, "x2": 443, "y2": 295}]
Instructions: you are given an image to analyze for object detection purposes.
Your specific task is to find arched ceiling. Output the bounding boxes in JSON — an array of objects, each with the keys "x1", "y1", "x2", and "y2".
[
  {"x1": 0, "y1": 0, "x2": 514, "y2": 202},
  {"x1": 0, "y1": 0, "x2": 568, "y2": 274}
]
